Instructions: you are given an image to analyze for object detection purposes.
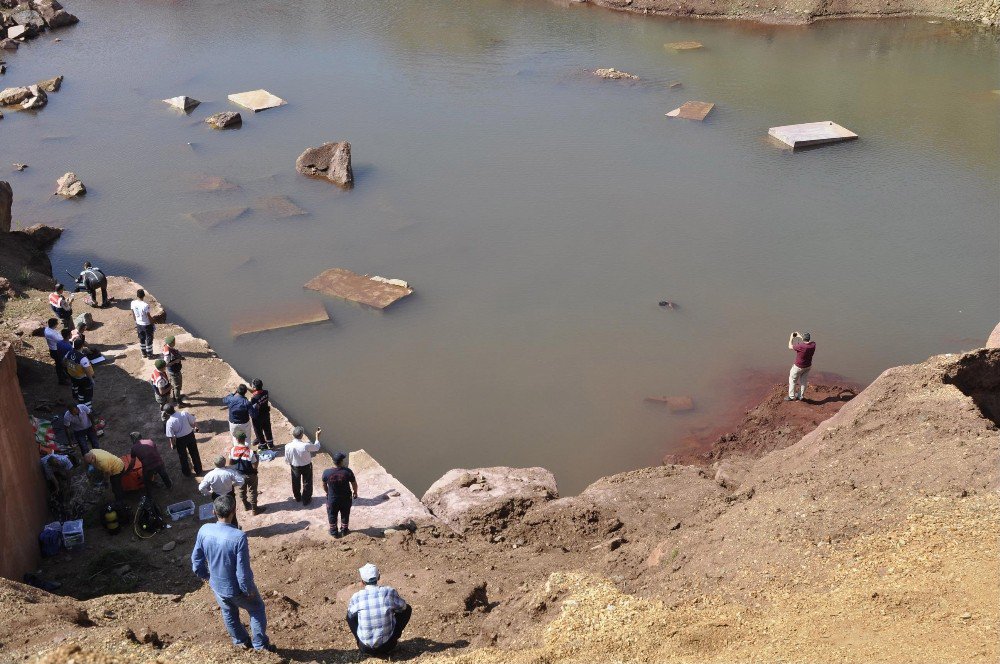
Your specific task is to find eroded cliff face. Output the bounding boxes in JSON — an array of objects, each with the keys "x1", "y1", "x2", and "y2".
[
  {"x1": 0, "y1": 342, "x2": 48, "y2": 581},
  {"x1": 563, "y1": 0, "x2": 999, "y2": 26}
]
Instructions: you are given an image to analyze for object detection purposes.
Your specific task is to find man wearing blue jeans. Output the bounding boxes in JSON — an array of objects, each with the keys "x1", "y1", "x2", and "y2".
[{"x1": 191, "y1": 494, "x2": 274, "y2": 652}]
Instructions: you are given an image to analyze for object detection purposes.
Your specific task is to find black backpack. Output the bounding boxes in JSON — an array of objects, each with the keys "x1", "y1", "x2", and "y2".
[{"x1": 135, "y1": 496, "x2": 165, "y2": 537}]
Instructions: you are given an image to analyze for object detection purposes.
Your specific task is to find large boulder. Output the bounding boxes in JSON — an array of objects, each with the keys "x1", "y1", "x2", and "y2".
[
  {"x1": 36, "y1": 75, "x2": 62, "y2": 92},
  {"x1": 11, "y1": 9, "x2": 45, "y2": 30},
  {"x1": 22, "y1": 223, "x2": 63, "y2": 248},
  {"x1": 0, "y1": 86, "x2": 31, "y2": 106},
  {"x1": 36, "y1": 1, "x2": 78, "y2": 28},
  {"x1": 205, "y1": 111, "x2": 241, "y2": 129},
  {"x1": 422, "y1": 467, "x2": 558, "y2": 535},
  {"x1": 987, "y1": 322, "x2": 1000, "y2": 349},
  {"x1": 0, "y1": 180, "x2": 11, "y2": 233},
  {"x1": 295, "y1": 141, "x2": 353, "y2": 188},
  {"x1": 21, "y1": 84, "x2": 46, "y2": 109},
  {"x1": 55, "y1": 172, "x2": 85, "y2": 197}
]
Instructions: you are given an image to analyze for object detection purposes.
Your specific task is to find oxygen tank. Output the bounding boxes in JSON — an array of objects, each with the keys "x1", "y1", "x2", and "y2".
[{"x1": 102, "y1": 505, "x2": 120, "y2": 534}]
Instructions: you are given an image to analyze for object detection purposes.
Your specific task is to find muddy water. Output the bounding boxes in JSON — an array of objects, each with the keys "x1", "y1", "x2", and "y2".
[{"x1": 5, "y1": 0, "x2": 998, "y2": 493}]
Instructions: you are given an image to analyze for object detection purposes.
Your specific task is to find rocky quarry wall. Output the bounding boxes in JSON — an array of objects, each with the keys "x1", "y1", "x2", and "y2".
[{"x1": 0, "y1": 342, "x2": 48, "y2": 581}]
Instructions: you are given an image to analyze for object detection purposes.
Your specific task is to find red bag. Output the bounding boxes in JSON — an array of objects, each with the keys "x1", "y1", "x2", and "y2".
[{"x1": 120, "y1": 454, "x2": 145, "y2": 492}]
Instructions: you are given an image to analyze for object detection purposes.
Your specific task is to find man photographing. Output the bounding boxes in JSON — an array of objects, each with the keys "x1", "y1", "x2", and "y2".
[{"x1": 787, "y1": 331, "x2": 816, "y2": 402}]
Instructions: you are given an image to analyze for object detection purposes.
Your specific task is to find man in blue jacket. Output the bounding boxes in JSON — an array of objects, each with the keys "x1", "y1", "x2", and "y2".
[
  {"x1": 222, "y1": 384, "x2": 253, "y2": 441},
  {"x1": 191, "y1": 494, "x2": 273, "y2": 652}
]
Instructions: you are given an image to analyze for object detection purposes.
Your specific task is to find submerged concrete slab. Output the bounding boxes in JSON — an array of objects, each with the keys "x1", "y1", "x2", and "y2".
[
  {"x1": 231, "y1": 300, "x2": 330, "y2": 338},
  {"x1": 768, "y1": 121, "x2": 858, "y2": 149},
  {"x1": 666, "y1": 101, "x2": 714, "y2": 121},
  {"x1": 665, "y1": 41, "x2": 703, "y2": 51},
  {"x1": 304, "y1": 268, "x2": 413, "y2": 310},
  {"x1": 186, "y1": 206, "x2": 248, "y2": 228},
  {"x1": 193, "y1": 175, "x2": 239, "y2": 192},
  {"x1": 228, "y1": 89, "x2": 286, "y2": 112},
  {"x1": 348, "y1": 449, "x2": 437, "y2": 533},
  {"x1": 645, "y1": 395, "x2": 695, "y2": 412},
  {"x1": 256, "y1": 195, "x2": 307, "y2": 218}
]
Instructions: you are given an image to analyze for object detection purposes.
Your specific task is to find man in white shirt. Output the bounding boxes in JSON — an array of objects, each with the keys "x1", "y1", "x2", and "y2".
[
  {"x1": 199, "y1": 456, "x2": 245, "y2": 528},
  {"x1": 164, "y1": 404, "x2": 203, "y2": 476},
  {"x1": 63, "y1": 403, "x2": 99, "y2": 454},
  {"x1": 44, "y1": 318, "x2": 69, "y2": 385},
  {"x1": 130, "y1": 288, "x2": 155, "y2": 359},
  {"x1": 284, "y1": 426, "x2": 322, "y2": 506}
]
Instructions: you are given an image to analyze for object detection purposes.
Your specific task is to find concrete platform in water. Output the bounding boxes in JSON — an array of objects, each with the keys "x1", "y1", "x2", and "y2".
[{"x1": 768, "y1": 121, "x2": 858, "y2": 149}]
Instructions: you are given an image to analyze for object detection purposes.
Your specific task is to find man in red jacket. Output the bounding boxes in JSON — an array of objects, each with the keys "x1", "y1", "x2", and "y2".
[
  {"x1": 125, "y1": 432, "x2": 172, "y2": 495},
  {"x1": 787, "y1": 331, "x2": 816, "y2": 402}
]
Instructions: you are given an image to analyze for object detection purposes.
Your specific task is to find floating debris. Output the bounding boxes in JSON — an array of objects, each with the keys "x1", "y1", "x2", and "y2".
[
  {"x1": 768, "y1": 121, "x2": 858, "y2": 150},
  {"x1": 305, "y1": 268, "x2": 413, "y2": 310},
  {"x1": 665, "y1": 101, "x2": 714, "y2": 122}
]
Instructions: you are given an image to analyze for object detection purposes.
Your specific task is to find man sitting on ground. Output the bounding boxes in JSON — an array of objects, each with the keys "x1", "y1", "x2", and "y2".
[{"x1": 347, "y1": 563, "x2": 412, "y2": 657}]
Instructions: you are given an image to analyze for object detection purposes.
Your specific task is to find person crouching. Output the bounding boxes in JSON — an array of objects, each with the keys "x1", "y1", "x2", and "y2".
[{"x1": 347, "y1": 563, "x2": 412, "y2": 657}]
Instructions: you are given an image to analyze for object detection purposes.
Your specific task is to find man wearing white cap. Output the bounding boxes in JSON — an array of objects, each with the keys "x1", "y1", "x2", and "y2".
[{"x1": 346, "y1": 563, "x2": 412, "y2": 656}]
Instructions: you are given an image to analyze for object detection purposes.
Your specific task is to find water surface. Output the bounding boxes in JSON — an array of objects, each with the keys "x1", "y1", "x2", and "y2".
[{"x1": 5, "y1": 0, "x2": 998, "y2": 493}]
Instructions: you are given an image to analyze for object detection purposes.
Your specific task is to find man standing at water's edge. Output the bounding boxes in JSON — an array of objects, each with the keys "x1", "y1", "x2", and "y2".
[{"x1": 787, "y1": 331, "x2": 816, "y2": 401}]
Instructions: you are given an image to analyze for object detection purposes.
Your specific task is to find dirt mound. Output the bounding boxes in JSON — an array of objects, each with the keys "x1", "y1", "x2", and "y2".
[{"x1": 695, "y1": 383, "x2": 858, "y2": 463}]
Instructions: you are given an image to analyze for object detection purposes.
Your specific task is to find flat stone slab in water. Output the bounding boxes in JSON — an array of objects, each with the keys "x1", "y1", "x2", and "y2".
[
  {"x1": 228, "y1": 89, "x2": 286, "y2": 112},
  {"x1": 665, "y1": 41, "x2": 703, "y2": 50},
  {"x1": 768, "y1": 121, "x2": 858, "y2": 149},
  {"x1": 231, "y1": 300, "x2": 330, "y2": 338},
  {"x1": 304, "y1": 268, "x2": 413, "y2": 310},
  {"x1": 186, "y1": 206, "x2": 248, "y2": 228},
  {"x1": 666, "y1": 101, "x2": 715, "y2": 121},
  {"x1": 256, "y1": 195, "x2": 307, "y2": 217}
]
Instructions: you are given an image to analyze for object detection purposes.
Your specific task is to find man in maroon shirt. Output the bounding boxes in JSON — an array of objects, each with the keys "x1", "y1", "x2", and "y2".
[
  {"x1": 787, "y1": 331, "x2": 816, "y2": 401},
  {"x1": 125, "y1": 432, "x2": 173, "y2": 495}
]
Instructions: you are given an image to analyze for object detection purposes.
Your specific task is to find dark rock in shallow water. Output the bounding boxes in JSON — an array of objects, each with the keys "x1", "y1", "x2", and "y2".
[
  {"x1": 295, "y1": 141, "x2": 353, "y2": 187},
  {"x1": 205, "y1": 111, "x2": 241, "y2": 129}
]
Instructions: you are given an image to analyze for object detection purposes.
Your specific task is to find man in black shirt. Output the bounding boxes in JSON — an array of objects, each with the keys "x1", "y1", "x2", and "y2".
[
  {"x1": 249, "y1": 379, "x2": 274, "y2": 450},
  {"x1": 322, "y1": 452, "x2": 358, "y2": 538},
  {"x1": 75, "y1": 262, "x2": 109, "y2": 308}
]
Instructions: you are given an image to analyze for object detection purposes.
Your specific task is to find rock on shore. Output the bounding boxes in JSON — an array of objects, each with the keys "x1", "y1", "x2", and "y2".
[
  {"x1": 295, "y1": 141, "x2": 353, "y2": 188},
  {"x1": 422, "y1": 466, "x2": 558, "y2": 535}
]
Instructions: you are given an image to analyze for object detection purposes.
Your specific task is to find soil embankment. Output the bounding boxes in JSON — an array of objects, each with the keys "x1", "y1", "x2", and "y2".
[
  {"x1": 0, "y1": 230, "x2": 997, "y2": 663},
  {"x1": 559, "y1": 0, "x2": 999, "y2": 26}
]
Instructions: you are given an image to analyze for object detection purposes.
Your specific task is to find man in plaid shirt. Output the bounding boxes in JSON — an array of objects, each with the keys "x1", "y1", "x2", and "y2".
[{"x1": 346, "y1": 563, "x2": 412, "y2": 655}]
